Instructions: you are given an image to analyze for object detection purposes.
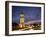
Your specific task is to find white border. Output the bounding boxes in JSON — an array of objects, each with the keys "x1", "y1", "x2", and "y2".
[{"x1": 9, "y1": 3, "x2": 44, "y2": 35}]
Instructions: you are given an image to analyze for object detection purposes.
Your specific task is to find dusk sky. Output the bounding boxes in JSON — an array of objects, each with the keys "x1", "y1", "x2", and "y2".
[{"x1": 12, "y1": 6, "x2": 41, "y2": 23}]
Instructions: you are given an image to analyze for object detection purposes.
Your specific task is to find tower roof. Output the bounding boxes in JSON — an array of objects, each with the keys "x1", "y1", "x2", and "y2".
[{"x1": 20, "y1": 11, "x2": 24, "y2": 14}]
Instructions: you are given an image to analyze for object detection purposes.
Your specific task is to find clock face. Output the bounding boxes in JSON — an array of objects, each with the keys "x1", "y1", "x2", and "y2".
[{"x1": 20, "y1": 18, "x2": 24, "y2": 23}]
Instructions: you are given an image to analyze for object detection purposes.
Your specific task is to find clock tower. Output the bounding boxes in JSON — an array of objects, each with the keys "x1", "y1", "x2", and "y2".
[{"x1": 20, "y1": 12, "x2": 25, "y2": 29}]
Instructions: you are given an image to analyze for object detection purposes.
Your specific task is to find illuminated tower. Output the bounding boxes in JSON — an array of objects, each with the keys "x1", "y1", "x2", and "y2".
[{"x1": 20, "y1": 12, "x2": 25, "y2": 28}]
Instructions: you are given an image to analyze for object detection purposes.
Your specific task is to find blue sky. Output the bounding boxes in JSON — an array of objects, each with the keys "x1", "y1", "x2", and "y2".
[{"x1": 12, "y1": 6, "x2": 41, "y2": 23}]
